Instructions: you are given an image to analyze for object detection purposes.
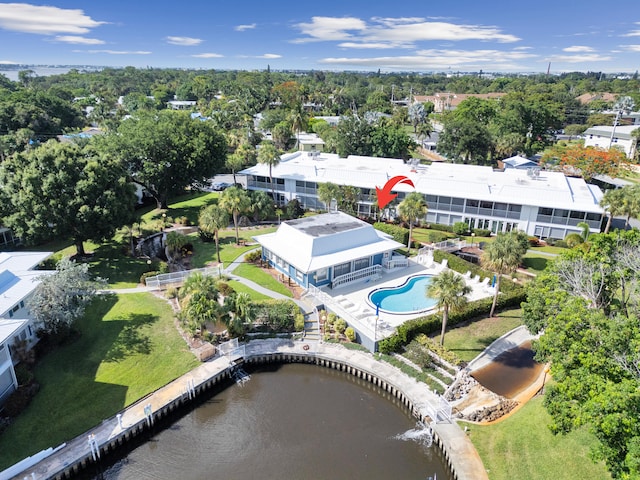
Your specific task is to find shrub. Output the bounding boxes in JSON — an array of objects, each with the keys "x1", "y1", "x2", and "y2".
[
  {"x1": 334, "y1": 318, "x2": 347, "y2": 334},
  {"x1": 2, "y1": 383, "x2": 40, "y2": 417},
  {"x1": 373, "y1": 222, "x2": 409, "y2": 245},
  {"x1": 472, "y1": 228, "x2": 492, "y2": 237},
  {"x1": 165, "y1": 287, "x2": 178, "y2": 299},
  {"x1": 294, "y1": 312, "x2": 306, "y2": 332},
  {"x1": 216, "y1": 281, "x2": 235, "y2": 297},
  {"x1": 344, "y1": 326, "x2": 356, "y2": 342},
  {"x1": 423, "y1": 230, "x2": 455, "y2": 243},
  {"x1": 140, "y1": 270, "x2": 159, "y2": 284},
  {"x1": 176, "y1": 216, "x2": 190, "y2": 226},
  {"x1": 554, "y1": 240, "x2": 568, "y2": 248},
  {"x1": 527, "y1": 236, "x2": 540, "y2": 246},
  {"x1": 564, "y1": 233, "x2": 583, "y2": 248},
  {"x1": 452, "y1": 222, "x2": 470, "y2": 236},
  {"x1": 428, "y1": 223, "x2": 454, "y2": 233},
  {"x1": 244, "y1": 250, "x2": 262, "y2": 264}
]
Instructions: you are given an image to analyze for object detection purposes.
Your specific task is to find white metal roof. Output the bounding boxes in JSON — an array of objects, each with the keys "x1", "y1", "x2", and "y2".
[
  {"x1": 0, "y1": 319, "x2": 27, "y2": 345},
  {"x1": 0, "y1": 252, "x2": 54, "y2": 318},
  {"x1": 584, "y1": 125, "x2": 639, "y2": 140},
  {"x1": 240, "y1": 151, "x2": 604, "y2": 213},
  {"x1": 253, "y1": 212, "x2": 404, "y2": 273}
]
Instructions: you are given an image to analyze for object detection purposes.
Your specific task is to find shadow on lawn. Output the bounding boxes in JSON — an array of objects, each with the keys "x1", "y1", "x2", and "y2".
[{"x1": 103, "y1": 313, "x2": 157, "y2": 362}]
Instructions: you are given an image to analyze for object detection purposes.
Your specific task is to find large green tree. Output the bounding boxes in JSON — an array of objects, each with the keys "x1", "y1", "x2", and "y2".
[
  {"x1": 0, "y1": 140, "x2": 136, "y2": 256},
  {"x1": 427, "y1": 270, "x2": 471, "y2": 345},
  {"x1": 100, "y1": 110, "x2": 227, "y2": 208},
  {"x1": 28, "y1": 257, "x2": 107, "y2": 339},
  {"x1": 522, "y1": 230, "x2": 640, "y2": 478}
]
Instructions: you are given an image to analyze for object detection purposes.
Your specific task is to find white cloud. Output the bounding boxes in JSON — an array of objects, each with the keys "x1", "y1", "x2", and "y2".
[
  {"x1": 238, "y1": 53, "x2": 282, "y2": 59},
  {"x1": 191, "y1": 53, "x2": 224, "y2": 58},
  {"x1": 292, "y1": 16, "x2": 367, "y2": 43},
  {"x1": 293, "y1": 16, "x2": 519, "y2": 47},
  {"x1": 54, "y1": 35, "x2": 104, "y2": 45},
  {"x1": 563, "y1": 45, "x2": 594, "y2": 52},
  {"x1": 166, "y1": 36, "x2": 202, "y2": 46},
  {"x1": 338, "y1": 42, "x2": 396, "y2": 49},
  {"x1": 0, "y1": 3, "x2": 105, "y2": 35},
  {"x1": 83, "y1": 50, "x2": 151, "y2": 55},
  {"x1": 319, "y1": 48, "x2": 536, "y2": 71},
  {"x1": 235, "y1": 23, "x2": 256, "y2": 32},
  {"x1": 0, "y1": 60, "x2": 17, "y2": 64},
  {"x1": 622, "y1": 30, "x2": 640, "y2": 37},
  {"x1": 546, "y1": 53, "x2": 612, "y2": 63},
  {"x1": 620, "y1": 44, "x2": 640, "y2": 52}
]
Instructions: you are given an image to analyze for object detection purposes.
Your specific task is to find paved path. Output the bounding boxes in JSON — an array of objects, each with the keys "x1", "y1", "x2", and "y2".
[{"x1": 7, "y1": 339, "x2": 487, "y2": 480}]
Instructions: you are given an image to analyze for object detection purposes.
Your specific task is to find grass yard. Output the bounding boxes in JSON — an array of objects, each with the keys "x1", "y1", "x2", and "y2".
[
  {"x1": 441, "y1": 309, "x2": 524, "y2": 363},
  {"x1": 465, "y1": 396, "x2": 611, "y2": 480},
  {"x1": 232, "y1": 262, "x2": 293, "y2": 298},
  {"x1": 0, "y1": 293, "x2": 199, "y2": 469},
  {"x1": 189, "y1": 227, "x2": 275, "y2": 269},
  {"x1": 226, "y1": 280, "x2": 271, "y2": 301},
  {"x1": 521, "y1": 253, "x2": 552, "y2": 273}
]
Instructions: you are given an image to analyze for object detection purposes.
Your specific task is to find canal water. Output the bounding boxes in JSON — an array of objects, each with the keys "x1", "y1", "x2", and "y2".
[
  {"x1": 90, "y1": 363, "x2": 451, "y2": 479},
  {"x1": 471, "y1": 341, "x2": 543, "y2": 399}
]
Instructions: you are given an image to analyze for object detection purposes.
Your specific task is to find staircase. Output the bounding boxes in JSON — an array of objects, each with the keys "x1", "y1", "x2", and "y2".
[{"x1": 303, "y1": 309, "x2": 322, "y2": 341}]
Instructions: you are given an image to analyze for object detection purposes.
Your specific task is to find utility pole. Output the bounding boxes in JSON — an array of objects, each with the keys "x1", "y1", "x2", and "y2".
[{"x1": 609, "y1": 110, "x2": 622, "y2": 149}]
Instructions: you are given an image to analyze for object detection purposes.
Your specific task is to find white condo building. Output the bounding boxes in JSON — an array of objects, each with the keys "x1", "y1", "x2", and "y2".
[{"x1": 241, "y1": 151, "x2": 605, "y2": 240}]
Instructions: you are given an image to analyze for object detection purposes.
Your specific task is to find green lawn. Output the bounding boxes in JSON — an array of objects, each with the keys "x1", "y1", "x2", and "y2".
[
  {"x1": 0, "y1": 293, "x2": 199, "y2": 469},
  {"x1": 232, "y1": 262, "x2": 293, "y2": 298},
  {"x1": 521, "y1": 253, "x2": 552, "y2": 272},
  {"x1": 466, "y1": 396, "x2": 611, "y2": 480},
  {"x1": 226, "y1": 280, "x2": 271, "y2": 301},
  {"x1": 189, "y1": 227, "x2": 275, "y2": 269},
  {"x1": 441, "y1": 309, "x2": 524, "y2": 362}
]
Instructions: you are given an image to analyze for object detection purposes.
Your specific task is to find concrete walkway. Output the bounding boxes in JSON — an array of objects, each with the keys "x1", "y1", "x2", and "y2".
[{"x1": 6, "y1": 339, "x2": 488, "y2": 480}]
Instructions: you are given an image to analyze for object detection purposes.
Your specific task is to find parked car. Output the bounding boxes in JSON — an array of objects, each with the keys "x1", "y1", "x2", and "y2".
[{"x1": 211, "y1": 182, "x2": 232, "y2": 191}]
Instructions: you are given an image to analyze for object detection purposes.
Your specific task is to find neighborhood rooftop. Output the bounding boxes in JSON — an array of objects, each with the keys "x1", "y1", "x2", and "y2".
[{"x1": 241, "y1": 150, "x2": 604, "y2": 213}]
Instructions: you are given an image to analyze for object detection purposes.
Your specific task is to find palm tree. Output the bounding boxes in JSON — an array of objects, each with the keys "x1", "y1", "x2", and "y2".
[
  {"x1": 257, "y1": 141, "x2": 281, "y2": 202},
  {"x1": 481, "y1": 232, "x2": 528, "y2": 317},
  {"x1": 250, "y1": 190, "x2": 274, "y2": 222},
  {"x1": 577, "y1": 221, "x2": 591, "y2": 242},
  {"x1": 199, "y1": 204, "x2": 229, "y2": 263},
  {"x1": 225, "y1": 153, "x2": 245, "y2": 187},
  {"x1": 427, "y1": 270, "x2": 471, "y2": 346},
  {"x1": 398, "y1": 192, "x2": 428, "y2": 254},
  {"x1": 290, "y1": 105, "x2": 307, "y2": 150},
  {"x1": 317, "y1": 182, "x2": 341, "y2": 212},
  {"x1": 600, "y1": 188, "x2": 625, "y2": 234},
  {"x1": 219, "y1": 186, "x2": 251, "y2": 245}
]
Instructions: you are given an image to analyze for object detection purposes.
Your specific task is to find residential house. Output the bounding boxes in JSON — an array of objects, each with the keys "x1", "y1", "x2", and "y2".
[
  {"x1": 582, "y1": 125, "x2": 639, "y2": 159},
  {"x1": 0, "y1": 252, "x2": 54, "y2": 405},
  {"x1": 253, "y1": 211, "x2": 404, "y2": 289}
]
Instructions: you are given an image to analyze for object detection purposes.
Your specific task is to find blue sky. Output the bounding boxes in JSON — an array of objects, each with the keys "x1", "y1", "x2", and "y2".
[{"x1": 0, "y1": 0, "x2": 639, "y2": 73}]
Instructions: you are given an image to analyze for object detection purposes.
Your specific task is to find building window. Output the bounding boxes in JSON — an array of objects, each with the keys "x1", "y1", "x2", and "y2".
[
  {"x1": 354, "y1": 257, "x2": 370, "y2": 271},
  {"x1": 315, "y1": 268, "x2": 328, "y2": 282},
  {"x1": 334, "y1": 262, "x2": 351, "y2": 278}
]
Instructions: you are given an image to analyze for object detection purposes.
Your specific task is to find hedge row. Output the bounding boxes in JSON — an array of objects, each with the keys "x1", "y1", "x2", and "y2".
[
  {"x1": 373, "y1": 222, "x2": 409, "y2": 245},
  {"x1": 378, "y1": 285, "x2": 526, "y2": 354}
]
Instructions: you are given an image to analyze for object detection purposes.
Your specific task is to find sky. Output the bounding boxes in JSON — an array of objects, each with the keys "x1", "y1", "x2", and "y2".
[{"x1": 0, "y1": 0, "x2": 639, "y2": 74}]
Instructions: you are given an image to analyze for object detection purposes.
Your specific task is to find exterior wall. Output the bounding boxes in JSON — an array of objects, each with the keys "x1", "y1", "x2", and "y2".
[
  {"x1": 0, "y1": 343, "x2": 18, "y2": 404},
  {"x1": 249, "y1": 183, "x2": 603, "y2": 240},
  {"x1": 584, "y1": 133, "x2": 634, "y2": 157}
]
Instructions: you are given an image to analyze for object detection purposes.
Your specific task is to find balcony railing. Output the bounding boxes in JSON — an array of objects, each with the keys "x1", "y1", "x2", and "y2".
[{"x1": 332, "y1": 265, "x2": 382, "y2": 289}]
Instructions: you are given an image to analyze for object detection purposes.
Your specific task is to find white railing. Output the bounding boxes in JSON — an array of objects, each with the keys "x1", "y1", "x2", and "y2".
[
  {"x1": 383, "y1": 256, "x2": 408, "y2": 269},
  {"x1": 433, "y1": 238, "x2": 467, "y2": 252},
  {"x1": 331, "y1": 265, "x2": 382, "y2": 289},
  {"x1": 145, "y1": 266, "x2": 221, "y2": 289}
]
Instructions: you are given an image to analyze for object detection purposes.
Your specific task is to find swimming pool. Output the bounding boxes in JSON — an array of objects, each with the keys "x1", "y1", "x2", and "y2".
[{"x1": 368, "y1": 275, "x2": 438, "y2": 314}]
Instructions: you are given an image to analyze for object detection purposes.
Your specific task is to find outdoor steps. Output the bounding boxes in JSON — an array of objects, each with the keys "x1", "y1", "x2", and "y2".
[{"x1": 304, "y1": 319, "x2": 321, "y2": 340}]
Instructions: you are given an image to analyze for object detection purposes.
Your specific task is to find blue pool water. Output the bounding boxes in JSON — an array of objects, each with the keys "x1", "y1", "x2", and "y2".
[{"x1": 369, "y1": 275, "x2": 438, "y2": 314}]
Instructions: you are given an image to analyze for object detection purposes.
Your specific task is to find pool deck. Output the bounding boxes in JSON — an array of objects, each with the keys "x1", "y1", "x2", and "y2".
[{"x1": 315, "y1": 257, "x2": 495, "y2": 341}]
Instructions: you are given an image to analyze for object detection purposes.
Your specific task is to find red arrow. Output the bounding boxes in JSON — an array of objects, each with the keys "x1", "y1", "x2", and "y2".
[{"x1": 375, "y1": 175, "x2": 415, "y2": 209}]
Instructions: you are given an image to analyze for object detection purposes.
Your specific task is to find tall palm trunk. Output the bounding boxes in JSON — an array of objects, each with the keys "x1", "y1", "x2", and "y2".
[{"x1": 440, "y1": 306, "x2": 449, "y2": 346}]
